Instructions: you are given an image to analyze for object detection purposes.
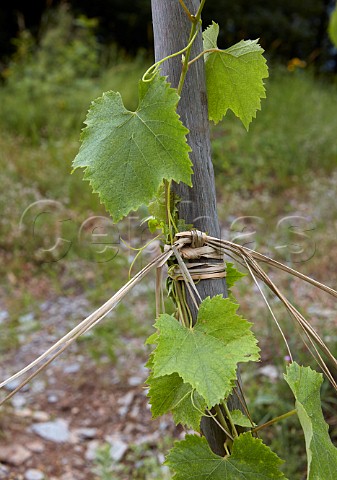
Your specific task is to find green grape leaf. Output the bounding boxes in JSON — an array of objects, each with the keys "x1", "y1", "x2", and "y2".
[
  {"x1": 73, "y1": 74, "x2": 192, "y2": 222},
  {"x1": 147, "y1": 182, "x2": 179, "y2": 234},
  {"x1": 230, "y1": 409, "x2": 255, "y2": 428},
  {"x1": 203, "y1": 22, "x2": 268, "y2": 129},
  {"x1": 226, "y1": 262, "x2": 246, "y2": 288},
  {"x1": 196, "y1": 296, "x2": 258, "y2": 352},
  {"x1": 147, "y1": 371, "x2": 206, "y2": 431},
  {"x1": 147, "y1": 217, "x2": 164, "y2": 234},
  {"x1": 147, "y1": 184, "x2": 166, "y2": 217},
  {"x1": 328, "y1": 6, "x2": 337, "y2": 49},
  {"x1": 151, "y1": 296, "x2": 259, "y2": 407},
  {"x1": 165, "y1": 433, "x2": 287, "y2": 479},
  {"x1": 284, "y1": 362, "x2": 337, "y2": 480},
  {"x1": 146, "y1": 351, "x2": 205, "y2": 431}
]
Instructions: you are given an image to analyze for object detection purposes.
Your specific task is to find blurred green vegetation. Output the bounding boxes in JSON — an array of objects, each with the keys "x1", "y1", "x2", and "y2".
[
  {"x1": 0, "y1": 6, "x2": 337, "y2": 479},
  {"x1": 212, "y1": 67, "x2": 337, "y2": 192},
  {"x1": 1, "y1": 0, "x2": 335, "y2": 70},
  {"x1": 0, "y1": 5, "x2": 143, "y2": 142}
]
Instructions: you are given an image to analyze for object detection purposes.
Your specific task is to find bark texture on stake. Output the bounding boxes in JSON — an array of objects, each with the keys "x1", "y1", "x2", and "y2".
[{"x1": 151, "y1": 0, "x2": 244, "y2": 455}]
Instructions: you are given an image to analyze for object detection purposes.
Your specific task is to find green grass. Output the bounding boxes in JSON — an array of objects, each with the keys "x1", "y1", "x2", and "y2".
[{"x1": 212, "y1": 67, "x2": 337, "y2": 192}]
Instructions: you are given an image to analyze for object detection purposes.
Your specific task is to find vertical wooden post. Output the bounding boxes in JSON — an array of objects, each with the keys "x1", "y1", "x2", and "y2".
[{"x1": 151, "y1": 0, "x2": 243, "y2": 455}]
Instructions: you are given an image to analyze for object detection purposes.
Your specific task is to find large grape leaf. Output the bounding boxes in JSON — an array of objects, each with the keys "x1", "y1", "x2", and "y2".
[
  {"x1": 147, "y1": 370, "x2": 206, "y2": 431},
  {"x1": 73, "y1": 74, "x2": 192, "y2": 222},
  {"x1": 151, "y1": 296, "x2": 259, "y2": 408},
  {"x1": 165, "y1": 433, "x2": 287, "y2": 479},
  {"x1": 328, "y1": 6, "x2": 337, "y2": 48},
  {"x1": 203, "y1": 22, "x2": 268, "y2": 129},
  {"x1": 197, "y1": 296, "x2": 256, "y2": 350},
  {"x1": 146, "y1": 352, "x2": 206, "y2": 431},
  {"x1": 284, "y1": 362, "x2": 337, "y2": 480}
]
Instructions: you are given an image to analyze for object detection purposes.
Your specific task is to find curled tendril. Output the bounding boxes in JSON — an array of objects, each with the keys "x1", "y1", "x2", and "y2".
[
  {"x1": 189, "y1": 388, "x2": 212, "y2": 419},
  {"x1": 142, "y1": 21, "x2": 201, "y2": 83}
]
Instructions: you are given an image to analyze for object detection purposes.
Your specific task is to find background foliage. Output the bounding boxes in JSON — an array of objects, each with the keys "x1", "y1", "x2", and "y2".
[{"x1": 1, "y1": 0, "x2": 336, "y2": 71}]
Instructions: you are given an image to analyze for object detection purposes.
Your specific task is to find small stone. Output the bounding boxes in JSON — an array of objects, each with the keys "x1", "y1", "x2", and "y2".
[
  {"x1": 0, "y1": 463, "x2": 9, "y2": 480},
  {"x1": 134, "y1": 432, "x2": 160, "y2": 446},
  {"x1": 15, "y1": 408, "x2": 33, "y2": 418},
  {"x1": 129, "y1": 404, "x2": 140, "y2": 419},
  {"x1": 0, "y1": 311, "x2": 9, "y2": 324},
  {"x1": 32, "y1": 419, "x2": 70, "y2": 443},
  {"x1": 4, "y1": 379, "x2": 29, "y2": 392},
  {"x1": 159, "y1": 420, "x2": 170, "y2": 431},
  {"x1": 47, "y1": 394, "x2": 59, "y2": 404},
  {"x1": 0, "y1": 444, "x2": 31, "y2": 466},
  {"x1": 117, "y1": 391, "x2": 135, "y2": 407},
  {"x1": 60, "y1": 473, "x2": 76, "y2": 480},
  {"x1": 27, "y1": 441, "x2": 45, "y2": 453},
  {"x1": 105, "y1": 436, "x2": 128, "y2": 462},
  {"x1": 63, "y1": 363, "x2": 80, "y2": 374},
  {"x1": 161, "y1": 465, "x2": 170, "y2": 476},
  {"x1": 31, "y1": 380, "x2": 46, "y2": 394},
  {"x1": 158, "y1": 453, "x2": 165, "y2": 464},
  {"x1": 19, "y1": 312, "x2": 35, "y2": 323},
  {"x1": 85, "y1": 440, "x2": 101, "y2": 461},
  {"x1": 128, "y1": 376, "x2": 143, "y2": 386},
  {"x1": 24, "y1": 469, "x2": 44, "y2": 480},
  {"x1": 117, "y1": 391, "x2": 135, "y2": 417},
  {"x1": 11, "y1": 393, "x2": 27, "y2": 409},
  {"x1": 32, "y1": 411, "x2": 50, "y2": 422},
  {"x1": 110, "y1": 441, "x2": 128, "y2": 462},
  {"x1": 117, "y1": 405, "x2": 128, "y2": 417}
]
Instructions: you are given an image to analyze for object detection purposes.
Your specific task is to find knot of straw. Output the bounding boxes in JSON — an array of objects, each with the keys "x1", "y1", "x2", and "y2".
[{"x1": 168, "y1": 230, "x2": 227, "y2": 281}]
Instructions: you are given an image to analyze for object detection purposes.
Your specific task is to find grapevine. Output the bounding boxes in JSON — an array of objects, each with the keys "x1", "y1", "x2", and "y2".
[{"x1": 1, "y1": 1, "x2": 337, "y2": 478}]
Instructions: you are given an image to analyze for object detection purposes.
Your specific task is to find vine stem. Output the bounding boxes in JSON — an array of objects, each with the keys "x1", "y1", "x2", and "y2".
[
  {"x1": 123, "y1": 234, "x2": 162, "y2": 279},
  {"x1": 195, "y1": 0, "x2": 207, "y2": 22},
  {"x1": 142, "y1": 26, "x2": 200, "y2": 83},
  {"x1": 165, "y1": 179, "x2": 179, "y2": 244},
  {"x1": 251, "y1": 409, "x2": 297, "y2": 434},
  {"x1": 174, "y1": 281, "x2": 191, "y2": 327},
  {"x1": 177, "y1": 0, "x2": 206, "y2": 95},
  {"x1": 222, "y1": 401, "x2": 239, "y2": 438},
  {"x1": 214, "y1": 405, "x2": 232, "y2": 438},
  {"x1": 208, "y1": 407, "x2": 233, "y2": 441},
  {"x1": 178, "y1": 0, "x2": 194, "y2": 21},
  {"x1": 188, "y1": 48, "x2": 224, "y2": 66}
]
